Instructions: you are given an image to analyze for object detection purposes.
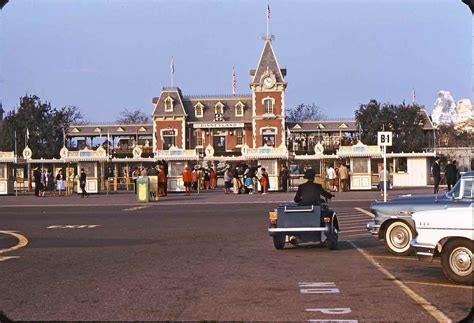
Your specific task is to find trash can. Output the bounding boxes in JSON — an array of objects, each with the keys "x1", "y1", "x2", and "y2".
[{"x1": 136, "y1": 176, "x2": 149, "y2": 203}]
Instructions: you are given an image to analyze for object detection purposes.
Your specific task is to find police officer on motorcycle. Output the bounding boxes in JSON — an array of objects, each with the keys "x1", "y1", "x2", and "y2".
[{"x1": 294, "y1": 168, "x2": 333, "y2": 206}]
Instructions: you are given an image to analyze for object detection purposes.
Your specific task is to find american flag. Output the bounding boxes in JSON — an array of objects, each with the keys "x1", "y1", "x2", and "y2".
[
  {"x1": 267, "y1": 3, "x2": 270, "y2": 19},
  {"x1": 232, "y1": 66, "x2": 236, "y2": 96},
  {"x1": 412, "y1": 88, "x2": 416, "y2": 104}
]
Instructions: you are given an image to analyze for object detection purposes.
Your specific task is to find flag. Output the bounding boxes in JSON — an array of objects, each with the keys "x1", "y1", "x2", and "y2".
[
  {"x1": 170, "y1": 56, "x2": 175, "y2": 75},
  {"x1": 267, "y1": 3, "x2": 270, "y2": 19},
  {"x1": 412, "y1": 88, "x2": 416, "y2": 104},
  {"x1": 232, "y1": 66, "x2": 236, "y2": 96}
]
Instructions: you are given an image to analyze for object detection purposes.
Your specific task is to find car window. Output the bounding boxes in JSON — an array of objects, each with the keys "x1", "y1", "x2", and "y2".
[
  {"x1": 448, "y1": 180, "x2": 461, "y2": 198},
  {"x1": 462, "y1": 179, "x2": 473, "y2": 199}
]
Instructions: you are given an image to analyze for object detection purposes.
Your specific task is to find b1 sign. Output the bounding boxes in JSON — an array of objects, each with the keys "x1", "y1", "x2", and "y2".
[{"x1": 378, "y1": 131, "x2": 392, "y2": 146}]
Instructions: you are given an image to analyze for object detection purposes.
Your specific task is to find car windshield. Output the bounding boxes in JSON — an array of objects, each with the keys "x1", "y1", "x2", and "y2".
[{"x1": 447, "y1": 177, "x2": 473, "y2": 200}]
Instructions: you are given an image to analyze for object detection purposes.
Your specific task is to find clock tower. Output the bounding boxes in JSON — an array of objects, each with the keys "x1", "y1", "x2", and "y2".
[{"x1": 250, "y1": 38, "x2": 287, "y2": 148}]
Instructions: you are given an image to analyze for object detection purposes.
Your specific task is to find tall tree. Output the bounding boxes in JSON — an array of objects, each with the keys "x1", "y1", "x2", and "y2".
[
  {"x1": 0, "y1": 95, "x2": 83, "y2": 158},
  {"x1": 355, "y1": 100, "x2": 426, "y2": 152},
  {"x1": 116, "y1": 109, "x2": 150, "y2": 124},
  {"x1": 286, "y1": 103, "x2": 323, "y2": 122}
]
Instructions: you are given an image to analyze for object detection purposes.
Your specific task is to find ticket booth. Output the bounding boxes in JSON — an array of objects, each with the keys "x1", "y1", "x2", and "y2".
[
  {"x1": 62, "y1": 146, "x2": 108, "y2": 194},
  {"x1": 245, "y1": 144, "x2": 288, "y2": 192},
  {"x1": 156, "y1": 147, "x2": 199, "y2": 192},
  {"x1": 0, "y1": 152, "x2": 15, "y2": 195},
  {"x1": 338, "y1": 142, "x2": 379, "y2": 190}
]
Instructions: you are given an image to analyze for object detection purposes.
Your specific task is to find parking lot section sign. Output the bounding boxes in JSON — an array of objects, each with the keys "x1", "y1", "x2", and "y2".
[{"x1": 378, "y1": 131, "x2": 392, "y2": 146}]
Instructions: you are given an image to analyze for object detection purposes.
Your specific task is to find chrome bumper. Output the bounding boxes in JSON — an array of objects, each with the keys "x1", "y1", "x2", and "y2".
[
  {"x1": 268, "y1": 227, "x2": 328, "y2": 234},
  {"x1": 366, "y1": 221, "x2": 381, "y2": 238},
  {"x1": 410, "y1": 240, "x2": 435, "y2": 262}
]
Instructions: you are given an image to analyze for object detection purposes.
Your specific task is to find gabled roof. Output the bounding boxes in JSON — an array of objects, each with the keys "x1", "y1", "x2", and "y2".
[
  {"x1": 152, "y1": 87, "x2": 187, "y2": 117},
  {"x1": 182, "y1": 95, "x2": 253, "y2": 123},
  {"x1": 287, "y1": 120, "x2": 358, "y2": 132},
  {"x1": 251, "y1": 39, "x2": 285, "y2": 84}
]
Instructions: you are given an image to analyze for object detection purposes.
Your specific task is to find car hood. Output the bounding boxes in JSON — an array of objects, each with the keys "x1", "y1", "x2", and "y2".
[{"x1": 370, "y1": 194, "x2": 450, "y2": 218}]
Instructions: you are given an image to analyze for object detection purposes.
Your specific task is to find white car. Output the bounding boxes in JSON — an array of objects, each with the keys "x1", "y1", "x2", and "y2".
[{"x1": 410, "y1": 205, "x2": 473, "y2": 285}]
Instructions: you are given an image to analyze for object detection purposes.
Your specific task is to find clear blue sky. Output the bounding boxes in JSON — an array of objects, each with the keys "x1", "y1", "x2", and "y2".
[{"x1": 0, "y1": 0, "x2": 471, "y2": 122}]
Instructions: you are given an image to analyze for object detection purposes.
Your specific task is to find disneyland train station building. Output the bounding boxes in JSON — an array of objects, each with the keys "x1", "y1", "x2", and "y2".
[{"x1": 0, "y1": 38, "x2": 440, "y2": 194}]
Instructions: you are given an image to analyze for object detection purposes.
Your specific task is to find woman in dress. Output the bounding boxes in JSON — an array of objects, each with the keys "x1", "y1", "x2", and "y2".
[{"x1": 56, "y1": 169, "x2": 65, "y2": 196}]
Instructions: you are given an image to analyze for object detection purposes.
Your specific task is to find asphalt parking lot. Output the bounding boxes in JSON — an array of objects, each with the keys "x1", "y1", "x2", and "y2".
[{"x1": 0, "y1": 188, "x2": 472, "y2": 321}]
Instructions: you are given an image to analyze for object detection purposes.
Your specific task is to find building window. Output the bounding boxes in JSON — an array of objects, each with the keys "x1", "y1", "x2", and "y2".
[
  {"x1": 263, "y1": 98, "x2": 273, "y2": 115},
  {"x1": 194, "y1": 129, "x2": 203, "y2": 147},
  {"x1": 235, "y1": 102, "x2": 244, "y2": 117},
  {"x1": 194, "y1": 102, "x2": 204, "y2": 118},
  {"x1": 262, "y1": 128, "x2": 276, "y2": 147},
  {"x1": 162, "y1": 129, "x2": 176, "y2": 150},
  {"x1": 236, "y1": 129, "x2": 243, "y2": 145},
  {"x1": 215, "y1": 102, "x2": 224, "y2": 115},
  {"x1": 164, "y1": 97, "x2": 174, "y2": 112}
]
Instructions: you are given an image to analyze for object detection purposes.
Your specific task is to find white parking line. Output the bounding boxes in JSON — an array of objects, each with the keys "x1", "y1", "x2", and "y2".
[
  {"x1": 353, "y1": 207, "x2": 374, "y2": 218},
  {"x1": 349, "y1": 241, "x2": 450, "y2": 322},
  {"x1": 123, "y1": 205, "x2": 151, "y2": 212}
]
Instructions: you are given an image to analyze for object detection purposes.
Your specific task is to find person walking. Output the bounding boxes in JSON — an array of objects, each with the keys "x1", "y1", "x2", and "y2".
[
  {"x1": 338, "y1": 163, "x2": 349, "y2": 192},
  {"x1": 432, "y1": 157, "x2": 441, "y2": 194},
  {"x1": 232, "y1": 165, "x2": 240, "y2": 194},
  {"x1": 210, "y1": 168, "x2": 217, "y2": 190},
  {"x1": 203, "y1": 168, "x2": 210, "y2": 190},
  {"x1": 445, "y1": 160, "x2": 459, "y2": 191},
  {"x1": 192, "y1": 168, "x2": 198, "y2": 191},
  {"x1": 223, "y1": 168, "x2": 233, "y2": 194},
  {"x1": 260, "y1": 167, "x2": 269, "y2": 194},
  {"x1": 79, "y1": 168, "x2": 89, "y2": 198},
  {"x1": 40, "y1": 169, "x2": 47, "y2": 197},
  {"x1": 326, "y1": 165, "x2": 337, "y2": 192},
  {"x1": 46, "y1": 169, "x2": 55, "y2": 196},
  {"x1": 56, "y1": 169, "x2": 65, "y2": 196},
  {"x1": 280, "y1": 165, "x2": 289, "y2": 192},
  {"x1": 158, "y1": 164, "x2": 167, "y2": 197},
  {"x1": 182, "y1": 166, "x2": 193, "y2": 196},
  {"x1": 378, "y1": 165, "x2": 390, "y2": 197}
]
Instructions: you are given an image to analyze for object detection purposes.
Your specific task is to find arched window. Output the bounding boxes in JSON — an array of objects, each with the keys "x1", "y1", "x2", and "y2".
[
  {"x1": 164, "y1": 97, "x2": 174, "y2": 112},
  {"x1": 194, "y1": 102, "x2": 204, "y2": 118},
  {"x1": 235, "y1": 102, "x2": 244, "y2": 117},
  {"x1": 162, "y1": 129, "x2": 177, "y2": 150},
  {"x1": 263, "y1": 99, "x2": 273, "y2": 115}
]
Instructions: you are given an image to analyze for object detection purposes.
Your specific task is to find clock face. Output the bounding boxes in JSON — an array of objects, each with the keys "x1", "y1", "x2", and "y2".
[{"x1": 263, "y1": 76, "x2": 274, "y2": 88}]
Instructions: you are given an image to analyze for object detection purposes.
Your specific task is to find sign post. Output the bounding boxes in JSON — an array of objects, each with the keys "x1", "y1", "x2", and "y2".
[{"x1": 377, "y1": 131, "x2": 392, "y2": 202}]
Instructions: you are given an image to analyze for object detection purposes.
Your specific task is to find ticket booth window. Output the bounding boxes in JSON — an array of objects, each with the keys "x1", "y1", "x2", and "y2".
[
  {"x1": 81, "y1": 162, "x2": 96, "y2": 178},
  {"x1": 262, "y1": 129, "x2": 276, "y2": 147},
  {"x1": 352, "y1": 158, "x2": 369, "y2": 173},
  {"x1": 0, "y1": 164, "x2": 5, "y2": 179},
  {"x1": 162, "y1": 129, "x2": 177, "y2": 150}
]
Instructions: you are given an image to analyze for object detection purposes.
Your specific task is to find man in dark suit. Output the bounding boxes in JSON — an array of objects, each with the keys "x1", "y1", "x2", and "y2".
[
  {"x1": 79, "y1": 168, "x2": 89, "y2": 198},
  {"x1": 294, "y1": 168, "x2": 333, "y2": 206},
  {"x1": 432, "y1": 157, "x2": 441, "y2": 194}
]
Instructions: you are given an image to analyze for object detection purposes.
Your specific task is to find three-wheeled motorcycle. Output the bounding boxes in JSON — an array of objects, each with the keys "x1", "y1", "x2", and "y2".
[{"x1": 268, "y1": 199, "x2": 339, "y2": 250}]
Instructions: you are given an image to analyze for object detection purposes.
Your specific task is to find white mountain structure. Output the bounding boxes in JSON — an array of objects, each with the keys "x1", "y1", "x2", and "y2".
[
  {"x1": 454, "y1": 99, "x2": 474, "y2": 133},
  {"x1": 431, "y1": 90, "x2": 458, "y2": 125}
]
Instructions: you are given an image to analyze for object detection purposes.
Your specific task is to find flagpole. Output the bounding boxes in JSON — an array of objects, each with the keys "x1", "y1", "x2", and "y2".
[
  {"x1": 266, "y1": 2, "x2": 270, "y2": 39},
  {"x1": 14, "y1": 130, "x2": 17, "y2": 157},
  {"x1": 232, "y1": 66, "x2": 236, "y2": 96},
  {"x1": 171, "y1": 56, "x2": 175, "y2": 87}
]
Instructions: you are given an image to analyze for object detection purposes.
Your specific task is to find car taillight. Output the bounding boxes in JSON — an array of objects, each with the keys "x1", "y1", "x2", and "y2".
[
  {"x1": 270, "y1": 219, "x2": 277, "y2": 225},
  {"x1": 323, "y1": 217, "x2": 331, "y2": 224}
]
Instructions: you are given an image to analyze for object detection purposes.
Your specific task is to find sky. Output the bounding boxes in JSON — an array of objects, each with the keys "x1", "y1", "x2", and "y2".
[{"x1": 0, "y1": 0, "x2": 472, "y2": 122}]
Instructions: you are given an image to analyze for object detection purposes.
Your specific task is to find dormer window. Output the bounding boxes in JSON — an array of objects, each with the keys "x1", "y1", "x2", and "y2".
[
  {"x1": 263, "y1": 98, "x2": 274, "y2": 115},
  {"x1": 235, "y1": 102, "x2": 244, "y2": 117},
  {"x1": 194, "y1": 102, "x2": 204, "y2": 118},
  {"x1": 164, "y1": 96, "x2": 174, "y2": 112},
  {"x1": 215, "y1": 102, "x2": 225, "y2": 115}
]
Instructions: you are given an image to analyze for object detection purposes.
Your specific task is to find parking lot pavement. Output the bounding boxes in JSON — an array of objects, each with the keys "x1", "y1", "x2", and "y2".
[{"x1": 2, "y1": 187, "x2": 471, "y2": 321}]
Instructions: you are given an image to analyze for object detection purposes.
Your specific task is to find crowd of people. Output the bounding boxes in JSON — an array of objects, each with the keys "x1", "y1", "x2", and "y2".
[
  {"x1": 432, "y1": 157, "x2": 461, "y2": 194},
  {"x1": 325, "y1": 163, "x2": 350, "y2": 193},
  {"x1": 32, "y1": 167, "x2": 89, "y2": 198}
]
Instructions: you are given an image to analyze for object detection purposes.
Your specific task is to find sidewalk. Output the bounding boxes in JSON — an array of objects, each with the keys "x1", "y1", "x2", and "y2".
[{"x1": 0, "y1": 186, "x2": 436, "y2": 208}]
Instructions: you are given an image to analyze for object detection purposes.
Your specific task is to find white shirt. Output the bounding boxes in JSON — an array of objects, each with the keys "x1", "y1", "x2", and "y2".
[{"x1": 326, "y1": 167, "x2": 336, "y2": 180}]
